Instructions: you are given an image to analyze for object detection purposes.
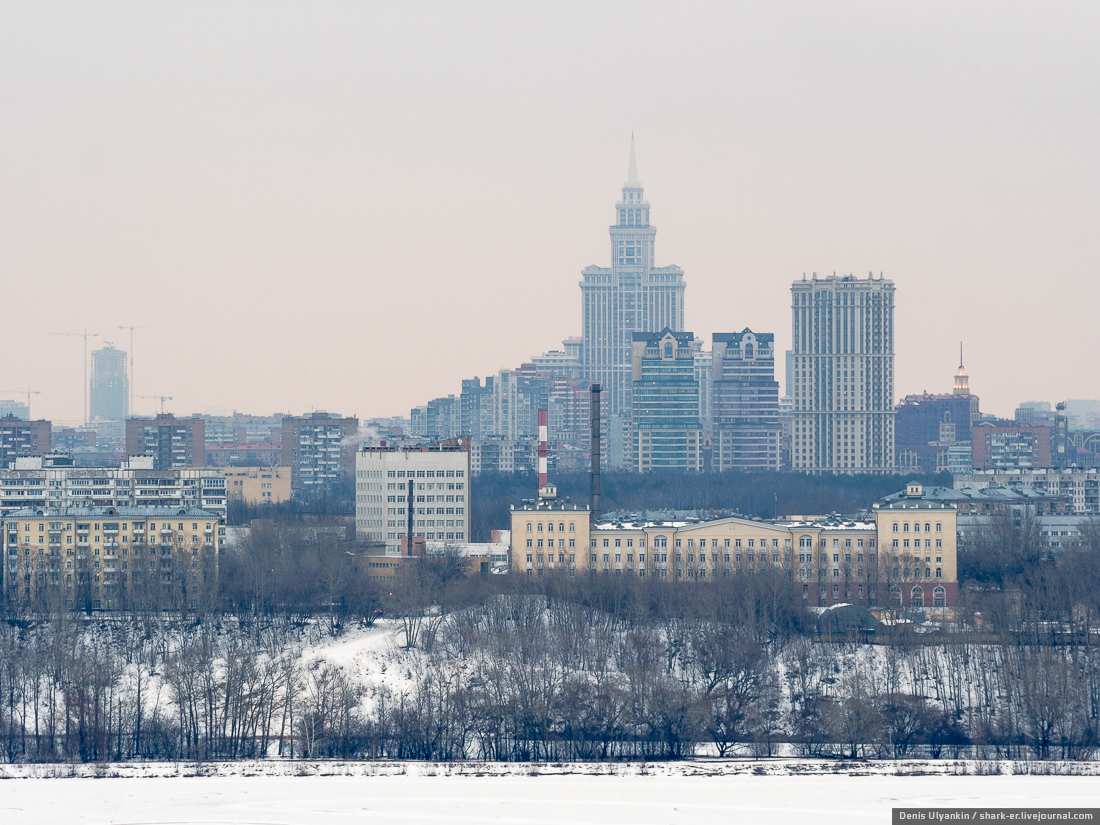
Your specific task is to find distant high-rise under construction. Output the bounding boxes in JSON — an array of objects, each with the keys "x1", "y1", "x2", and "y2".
[{"x1": 90, "y1": 344, "x2": 129, "y2": 422}]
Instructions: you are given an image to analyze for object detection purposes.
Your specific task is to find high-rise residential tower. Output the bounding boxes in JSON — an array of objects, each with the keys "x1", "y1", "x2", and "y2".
[
  {"x1": 711, "y1": 329, "x2": 781, "y2": 471},
  {"x1": 126, "y1": 413, "x2": 206, "y2": 469},
  {"x1": 630, "y1": 329, "x2": 702, "y2": 472},
  {"x1": 280, "y1": 412, "x2": 359, "y2": 490},
  {"x1": 580, "y1": 138, "x2": 686, "y2": 426},
  {"x1": 791, "y1": 274, "x2": 895, "y2": 474},
  {"x1": 90, "y1": 344, "x2": 129, "y2": 422}
]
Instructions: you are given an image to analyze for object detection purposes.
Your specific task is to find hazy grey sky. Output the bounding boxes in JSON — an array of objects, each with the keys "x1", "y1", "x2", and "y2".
[{"x1": 3, "y1": 2, "x2": 1098, "y2": 424}]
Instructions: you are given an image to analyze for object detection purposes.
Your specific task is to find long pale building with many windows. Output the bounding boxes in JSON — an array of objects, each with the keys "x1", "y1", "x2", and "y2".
[
  {"x1": 790, "y1": 274, "x2": 895, "y2": 474},
  {"x1": 509, "y1": 483, "x2": 957, "y2": 609},
  {"x1": 355, "y1": 445, "x2": 471, "y2": 554}
]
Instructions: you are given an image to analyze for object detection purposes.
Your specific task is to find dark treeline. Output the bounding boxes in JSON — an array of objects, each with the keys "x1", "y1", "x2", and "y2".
[
  {"x1": 3, "y1": 509, "x2": 1100, "y2": 764},
  {"x1": 472, "y1": 470, "x2": 951, "y2": 542},
  {"x1": 3, "y1": 572, "x2": 1100, "y2": 764}
]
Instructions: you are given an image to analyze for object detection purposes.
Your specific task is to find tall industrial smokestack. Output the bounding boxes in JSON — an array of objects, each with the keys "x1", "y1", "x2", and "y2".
[
  {"x1": 406, "y1": 478, "x2": 414, "y2": 554},
  {"x1": 537, "y1": 408, "x2": 548, "y2": 493},
  {"x1": 590, "y1": 384, "x2": 601, "y2": 522}
]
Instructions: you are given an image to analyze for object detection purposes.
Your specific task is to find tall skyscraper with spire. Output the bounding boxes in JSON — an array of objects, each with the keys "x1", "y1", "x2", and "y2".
[{"x1": 580, "y1": 138, "x2": 686, "y2": 428}]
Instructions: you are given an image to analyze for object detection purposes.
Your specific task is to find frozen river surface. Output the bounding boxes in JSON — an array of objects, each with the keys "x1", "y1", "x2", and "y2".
[{"x1": 1, "y1": 771, "x2": 1096, "y2": 825}]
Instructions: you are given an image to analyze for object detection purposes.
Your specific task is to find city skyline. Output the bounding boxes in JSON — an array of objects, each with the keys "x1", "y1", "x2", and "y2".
[{"x1": 3, "y1": 3, "x2": 1098, "y2": 423}]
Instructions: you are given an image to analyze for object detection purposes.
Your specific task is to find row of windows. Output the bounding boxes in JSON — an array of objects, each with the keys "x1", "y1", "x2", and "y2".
[
  {"x1": 527, "y1": 539, "x2": 576, "y2": 549},
  {"x1": 891, "y1": 522, "x2": 942, "y2": 533},
  {"x1": 526, "y1": 522, "x2": 577, "y2": 533},
  {"x1": 383, "y1": 470, "x2": 464, "y2": 478},
  {"x1": 15, "y1": 521, "x2": 211, "y2": 531}
]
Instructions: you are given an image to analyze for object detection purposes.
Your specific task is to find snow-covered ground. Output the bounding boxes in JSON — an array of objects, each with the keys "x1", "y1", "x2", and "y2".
[{"x1": 0, "y1": 770, "x2": 1093, "y2": 825}]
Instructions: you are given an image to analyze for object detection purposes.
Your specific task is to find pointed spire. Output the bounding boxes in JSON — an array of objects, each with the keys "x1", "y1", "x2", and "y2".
[
  {"x1": 626, "y1": 134, "x2": 639, "y2": 188},
  {"x1": 959, "y1": 341, "x2": 964, "y2": 370}
]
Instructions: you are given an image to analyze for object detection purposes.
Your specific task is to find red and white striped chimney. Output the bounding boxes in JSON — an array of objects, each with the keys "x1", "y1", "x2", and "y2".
[{"x1": 537, "y1": 408, "x2": 548, "y2": 492}]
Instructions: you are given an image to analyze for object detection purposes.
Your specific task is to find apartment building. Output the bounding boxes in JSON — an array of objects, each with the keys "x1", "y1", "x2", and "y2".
[
  {"x1": 954, "y1": 469, "x2": 1100, "y2": 514},
  {"x1": 0, "y1": 415, "x2": 51, "y2": 468},
  {"x1": 711, "y1": 329, "x2": 780, "y2": 471},
  {"x1": 970, "y1": 422, "x2": 1052, "y2": 471},
  {"x1": 281, "y1": 412, "x2": 358, "y2": 490},
  {"x1": 630, "y1": 328, "x2": 702, "y2": 472},
  {"x1": 125, "y1": 414, "x2": 206, "y2": 469},
  {"x1": 2, "y1": 505, "x2": 220, "y2": 611},
  {"x1": 223, "y1": 467, "x2": 291, "y2": 505},
  {"x1": 790, "y1": 274, "x2": 895, "y2": 474},
  {"x1": 355, "y1": 444, "x2": 471, "y2": 554},
  {"x1": 469, "y1": 437, "x2": 538, "y2": 475},
  {"x1": 0, "y1": 456, "x2": 227, "y2": 522}
]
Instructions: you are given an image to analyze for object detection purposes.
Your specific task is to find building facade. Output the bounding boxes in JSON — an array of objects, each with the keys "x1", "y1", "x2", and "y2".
[
  {"x1": 223, "y1": 467, "x2": 292, "y2": 505},
  {"x1": 508, "y1": 483, "x2": 957, "y2": 609},
  {"x1": 90, "y1": 344, "x2": 129, "y2": 423},
  {"x1": 580, "y1": 138, "x2": 686, "y2": 425},
  {"x1": 0, "y1": 400, "x2": 29, "y2": 420},
  {"x1": 0, "y1": 456, "x2": 228, "y2": 522},
  {"x1": 711, "y1": 329, "x2": 781, "y2": 471},
  {"x1": 630, "y1": 329, "x2": 702, "y2": 472},
  {"x1": 896, "y1": 354, "x2": 980, "y2": 474},
  {"x1": 202, "y1": 413, "x2": 283, "y2": 445},
  {"x1": 790, "y1": 274, "x2": 895, "y2": 474},
  {"x1": 355, "y1": 445, "x2": 471, "y2": 554},
  {"x1": 469, "y1": 437, "x2": 538, "y2": 475},
  {"x1": 281, "y1": 412, "x2": 359, "y2": 490},
  {"x1": 970, "y1": 422, "x2": 1052, "y2": 471},
  {"x1": 954, "y1": 469, "x2": 1100, "y2": 514},
  {"x1": 2, "y1": 505, "x2": 220, "y2": 611},
  {"x1": 0, "y1": 415, "x2": 51, "y2": 468},
  {"x1": 459, "y1": 377, "x2": 494, "y2": 440},
  {"x1": 205, "y1": 443, "x2": 282, "y2": 467},
  {"x1": 896, "y1": 392, "x2": 975, "y2": 473},
  {"x1": 126, "y1": 414, "x2": 206, "y2": 469}
]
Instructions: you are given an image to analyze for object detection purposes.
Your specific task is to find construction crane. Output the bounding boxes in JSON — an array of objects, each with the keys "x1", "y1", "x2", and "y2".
[
  {"x1": 118, "y1": 325, "x2": 157, "y2": 414},
  {"x1": 49, "y1": 330, "x2": 99, "y2": 424},
  {"x1": 136, "y1": 395, "x2": 173, "y2": 415},
  {"x1": 0, "y1": 388, "x2": 41, "y2": 417}
]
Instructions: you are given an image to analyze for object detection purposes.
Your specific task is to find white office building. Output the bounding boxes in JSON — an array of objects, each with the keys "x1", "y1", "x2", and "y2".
[{"x1": 356, "y1": 446, "x2": 471, "y2": 554}]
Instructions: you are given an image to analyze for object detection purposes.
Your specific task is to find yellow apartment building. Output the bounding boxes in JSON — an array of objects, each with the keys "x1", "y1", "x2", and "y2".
[
  {"x1": 224, "y1": 467, "x2": 292, "y2": 505},
  {"x1": 2, "y1": 505, "x2": 220, "y2": 611}
]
